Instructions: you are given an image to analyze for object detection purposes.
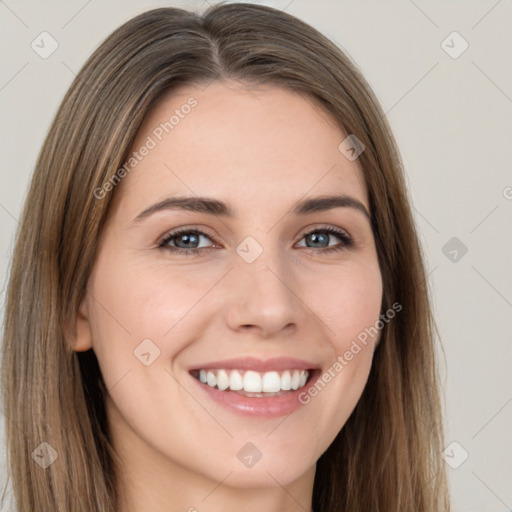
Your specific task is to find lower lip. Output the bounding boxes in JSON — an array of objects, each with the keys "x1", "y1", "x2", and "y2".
[{"x1": 190, "y1": 371, "x2": 320, "y2": 418}]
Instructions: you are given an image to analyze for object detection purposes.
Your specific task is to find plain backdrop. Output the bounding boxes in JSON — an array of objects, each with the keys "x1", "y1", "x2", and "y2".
[{"x1": 0, "y1": 1, "x2": 511, "y2": 511}]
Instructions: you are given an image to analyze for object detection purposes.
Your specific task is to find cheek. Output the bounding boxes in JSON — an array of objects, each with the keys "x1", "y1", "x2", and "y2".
[
  {"x1": 88, "y1": 254, "x2": 214, "y2": 355},
  {"x1": 301, "y1": 258, "x2": 383, "y2": 345},
  {"x1": 296, "y1": 258, "x2": 382, "y2": 433}
]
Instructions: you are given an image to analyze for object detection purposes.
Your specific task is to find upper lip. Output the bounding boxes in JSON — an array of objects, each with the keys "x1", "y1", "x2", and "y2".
[{"x1": 188, "y1": 356, "x2": 321, "y2": 372}]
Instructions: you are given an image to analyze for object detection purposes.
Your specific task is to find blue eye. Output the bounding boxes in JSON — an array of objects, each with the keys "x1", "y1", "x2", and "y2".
[
  {"x1": 297, "y1": 227, "x2": 353, "y2": 253},
  {"x1": 158, "y1": 229, "x2": 215, "y2": 256},
  {"x1": 158, "y1": 226, "x2": 353, "y2": 256}
]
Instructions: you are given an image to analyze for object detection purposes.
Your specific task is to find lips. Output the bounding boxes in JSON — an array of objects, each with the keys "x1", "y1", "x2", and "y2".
[{"x1": 187, "y1": 356, "x2": 321, "y2": 417}]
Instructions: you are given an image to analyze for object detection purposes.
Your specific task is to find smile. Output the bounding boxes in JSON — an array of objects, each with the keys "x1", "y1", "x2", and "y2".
[
  {"x1": 191, "y1": 368, "x2": 310, "y2": 396},
  {"x1": 188, "y1": 356, "x2": 321, "y2": 417}
]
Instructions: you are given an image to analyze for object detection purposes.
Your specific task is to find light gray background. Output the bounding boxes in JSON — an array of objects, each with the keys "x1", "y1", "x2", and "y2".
[{"x1": 0, "y1": 1, "x2": 511, "y2": 510}]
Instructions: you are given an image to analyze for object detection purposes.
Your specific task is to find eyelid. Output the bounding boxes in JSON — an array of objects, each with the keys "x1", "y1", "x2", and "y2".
[{"x1": 297, "y1": 223, "x2": 352, "y2": 240}]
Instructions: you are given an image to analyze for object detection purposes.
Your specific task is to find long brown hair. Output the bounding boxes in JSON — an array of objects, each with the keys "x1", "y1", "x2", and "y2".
[{"x1": 1, "y1": 3, "x2": 450, "y2": 511}]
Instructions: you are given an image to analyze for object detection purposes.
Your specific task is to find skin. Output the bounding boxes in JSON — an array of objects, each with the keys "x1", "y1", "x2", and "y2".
[{"x1": 74, "y1": 80, "x2": 383, "y2": 512}]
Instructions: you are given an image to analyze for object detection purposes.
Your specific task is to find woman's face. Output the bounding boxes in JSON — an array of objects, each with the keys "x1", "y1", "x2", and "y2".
[{"x1": 76, "y1": 81, "x2": 382, "y2": 496}]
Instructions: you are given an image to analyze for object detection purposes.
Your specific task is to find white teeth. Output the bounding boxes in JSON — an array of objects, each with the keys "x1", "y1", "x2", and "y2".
[
  {"x1": 244, "y1": 371, "x2": 262, "y2": 392},
  {"x1": 206, "y1": 371, "x2": 216, "y2": 387},
  {"x1": 262, "y1": 371, "x2": 281, "y2": 393},
  {"x1": 281, "y1": 370, "x2": 292, "y2": 391},
  {"x1": 230, "y1": 370, "x2": 243, "y2": 391},
  {"x1": 195, "y1": 368, "x2": 310, "y2": 393},
  {"x1": 216, "y1": 369, "x2": 230, "y2": 391},
  {"x1": 291, "y1": 371, "x2": 301, "y2": 390}
]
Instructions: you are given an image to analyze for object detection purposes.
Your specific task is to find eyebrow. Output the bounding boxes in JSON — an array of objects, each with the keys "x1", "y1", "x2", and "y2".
[{"x1": 133, "y1": 194, "x2": 371, "y2": 222}]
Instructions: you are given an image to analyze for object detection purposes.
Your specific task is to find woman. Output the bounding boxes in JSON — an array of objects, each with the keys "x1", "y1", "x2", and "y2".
[{"x1": 1, "y1": 3, "x2": 450, "y2": 511}]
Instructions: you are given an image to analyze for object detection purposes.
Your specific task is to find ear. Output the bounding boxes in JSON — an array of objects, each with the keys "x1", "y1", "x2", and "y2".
[{"x1": 72, "y1": 298, "x2": 93, "y2": 352}]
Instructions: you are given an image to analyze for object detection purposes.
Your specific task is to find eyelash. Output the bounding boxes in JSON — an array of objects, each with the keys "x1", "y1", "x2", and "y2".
[{"x1": 157, "y1": 226, "x2": 354, "y2": 256}]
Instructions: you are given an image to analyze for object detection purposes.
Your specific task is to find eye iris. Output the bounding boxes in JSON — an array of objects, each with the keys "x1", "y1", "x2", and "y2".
[
  {"x1": 306, "y1": 232, "x2": 329, "y2": 248},
  {"x1": 176, "y1": 233, "x2": 199, "y2": 248}
]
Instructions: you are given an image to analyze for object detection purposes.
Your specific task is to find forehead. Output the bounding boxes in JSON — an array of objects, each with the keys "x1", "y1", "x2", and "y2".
[{"x1": 111, "y1": 80, "x2": 368, "y2": 218}]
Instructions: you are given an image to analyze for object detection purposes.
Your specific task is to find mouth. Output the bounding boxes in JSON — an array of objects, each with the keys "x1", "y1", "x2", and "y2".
[
  {"x1": 187, "y1": 357, "x2": 321, "y2": 417},
  {"x1": 189, "y1": 368, "x2": 314, "y2": 397}
]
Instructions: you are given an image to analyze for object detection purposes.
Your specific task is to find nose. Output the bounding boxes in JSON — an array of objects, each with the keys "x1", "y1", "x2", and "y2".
[{"x1": 222, "y1": 249, "x2": 304, "y2": 338}]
